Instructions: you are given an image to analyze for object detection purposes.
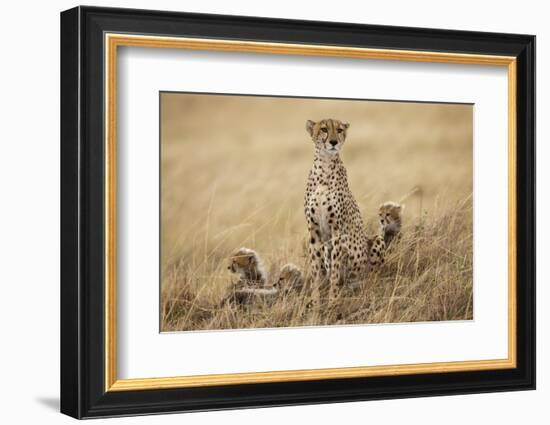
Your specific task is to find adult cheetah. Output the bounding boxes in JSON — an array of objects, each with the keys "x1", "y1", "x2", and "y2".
[{"x1": 304, "y1": 118, "x2": 385, "y2": 300}]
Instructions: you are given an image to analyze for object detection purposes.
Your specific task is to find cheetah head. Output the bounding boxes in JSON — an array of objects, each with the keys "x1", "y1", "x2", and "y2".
[
  {"x1": 378, "y1": 201, "x2": 403, "y2": 232},
  {"x1": 227, "y1": 248, "x2": 259, "y2": 276},
  {"x1": 306, "y1": 119, "x2": 349, "y2": 156},
  {"x1": 276, "y1": 263, "x2": 303, "y2": 291}
]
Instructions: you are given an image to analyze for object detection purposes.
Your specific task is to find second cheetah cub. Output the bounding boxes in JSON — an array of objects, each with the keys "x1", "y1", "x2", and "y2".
[
  {"x1": 378, "y1": 201, "x2": 403, "y2": 246},
  {"x1": 276, "y1": 263, "x2": 304, "y2": 294},
  {"x1": 227, "y1": 247, "x2": 267, "y2": 287}
]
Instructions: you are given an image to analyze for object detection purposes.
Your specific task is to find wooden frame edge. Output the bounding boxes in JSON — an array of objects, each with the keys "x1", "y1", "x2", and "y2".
[
  {"x1": 108, "y1": 358, "x2": 516, "y2": 391},
  {"x1": 104, "y1": 33, "x2": 518, "y2": 392}
]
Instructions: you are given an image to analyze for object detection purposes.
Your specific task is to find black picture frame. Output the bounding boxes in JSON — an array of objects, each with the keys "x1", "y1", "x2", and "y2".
[{"x1": 60, "y1": 5, "x2": 535, "y2": 419}]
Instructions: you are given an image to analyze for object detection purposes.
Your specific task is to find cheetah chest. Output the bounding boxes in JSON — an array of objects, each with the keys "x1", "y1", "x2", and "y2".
[{"x1": 310, "y1": 184, "x2": 336, "y2": 242}]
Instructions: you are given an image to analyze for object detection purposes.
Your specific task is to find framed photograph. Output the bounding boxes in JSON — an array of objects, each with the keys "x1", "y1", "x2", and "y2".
[{"x1": 60, "y1": 6, "x2": 535, "y2": 419}]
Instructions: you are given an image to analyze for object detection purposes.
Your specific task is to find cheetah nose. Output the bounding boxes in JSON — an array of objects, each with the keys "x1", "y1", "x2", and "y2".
[{"x1": 329, "y1": 140, "x2": 338, "y2": 146}]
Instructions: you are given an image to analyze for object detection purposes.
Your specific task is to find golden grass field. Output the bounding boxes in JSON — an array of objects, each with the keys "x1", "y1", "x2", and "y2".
[{"x1": 160, "y1": 93, "x2": 473, "y2": 332}]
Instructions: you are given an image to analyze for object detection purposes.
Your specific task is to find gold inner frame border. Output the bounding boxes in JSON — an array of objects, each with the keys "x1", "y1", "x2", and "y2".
[{"x1": 104, "y1": 33, "x2": 517, "y2": 392}]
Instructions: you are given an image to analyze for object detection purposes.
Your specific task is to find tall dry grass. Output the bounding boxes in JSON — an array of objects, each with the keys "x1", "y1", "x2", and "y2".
[{"x1": 160, "y1": 93, "x2": 473, "y2": 332}]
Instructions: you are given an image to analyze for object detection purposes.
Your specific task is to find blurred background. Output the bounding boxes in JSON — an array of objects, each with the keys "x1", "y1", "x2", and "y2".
[{"x1": 161, "y1": 93, "x2": 472, "y2": 277}]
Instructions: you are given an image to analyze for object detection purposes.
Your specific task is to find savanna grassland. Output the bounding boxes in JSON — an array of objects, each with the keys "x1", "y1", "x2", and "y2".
[{"x1": 160, "y1": 93, "x2": 473, "y2": 332}]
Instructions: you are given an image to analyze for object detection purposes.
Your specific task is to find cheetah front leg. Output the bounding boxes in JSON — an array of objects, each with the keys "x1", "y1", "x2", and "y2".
[
  {"x1": 307, "y1": 224, "x2": 327, "y2": 286},
  {"x1": 327, "y1": 234, "x2": 349, "y2": 305},
  {"x1": 322, "y1": 241, "x2": 333, "y2": 277},
  {"x1": 302, "y1": 232, "x2": 322, "y2": 317}
]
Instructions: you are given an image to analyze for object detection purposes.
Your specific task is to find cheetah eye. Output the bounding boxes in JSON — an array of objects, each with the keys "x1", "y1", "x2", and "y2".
[
  {"x1": 337, "y1": 128, "x2": 344, "y2": 133},
  {"x1": 320, "y1": 128, "x2": 328, "y2": 133}
]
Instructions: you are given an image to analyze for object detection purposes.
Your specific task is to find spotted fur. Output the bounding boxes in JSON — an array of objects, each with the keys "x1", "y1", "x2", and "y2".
[{"x1": 304, "y1": 119, "x2": 385, "y2": 302}]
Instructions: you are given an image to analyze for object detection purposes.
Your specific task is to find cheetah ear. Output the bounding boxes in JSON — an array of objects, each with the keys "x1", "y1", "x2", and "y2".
[
  {"x1": 343, "y1": 122, "x2": 350, "y2": 129},
  {"x1": 306, "y1": 120, "x2": 316, "y2": 137}
]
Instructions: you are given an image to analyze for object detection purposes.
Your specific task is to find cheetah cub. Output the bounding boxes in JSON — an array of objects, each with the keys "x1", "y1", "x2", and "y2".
[
  {"x1": 225, "y1": 248, "x2": 274, "y2": 305},
  {"x1": 227, "y1": 247, "x2": 267, "y2": 288},
  {"x1": 276, "y1": 263, "x2": 304, "y2": 295},
  {"x1": 378, "y1": 201, "x2": 403, "y2": 246},
  {"x1": 225, "y1": 251, "x2": 306, "y2": 305}
]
